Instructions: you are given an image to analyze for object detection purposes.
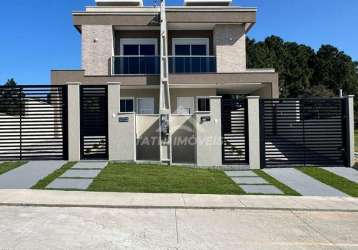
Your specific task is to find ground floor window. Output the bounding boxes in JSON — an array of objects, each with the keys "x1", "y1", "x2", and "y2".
[
  {"x1": 137, "y1": 97, "x2": 155, "y2": 114},
  {"x1": 176, "y1": 97, "x2": 195, "y2": 114},
  {"x1": 197, "y1": 97, "x2": 211, "y2": 112},
  {"x1": 120, "y1": 98, "x2": 134, "y2": 113}
]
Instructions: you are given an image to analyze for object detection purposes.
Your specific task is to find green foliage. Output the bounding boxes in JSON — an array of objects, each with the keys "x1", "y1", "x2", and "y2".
[
  {"x1": 0, "y1": 79, "x2": 24, "y2": 116},
  {"x1": 88, "y1": 163, "x2": 244, "y2": 194},
  {"x1": 298, "y1": 167, "x2": 358, "y2": 197},
  {"x1": 4, "y1": 78, "x2": 17, "y2": 87},
  {"x1": 254, "y1": 170, "x2": 300, "y2": 196},
  {"x1": 32, "y1": 162, "x2": 77, "y2": 189},
  {"x1": 247, "y1": 36, "x2": 358, "y2": 121},
  {"x1": 0, "y1": 161, "x2": 27, "y2": 175}
]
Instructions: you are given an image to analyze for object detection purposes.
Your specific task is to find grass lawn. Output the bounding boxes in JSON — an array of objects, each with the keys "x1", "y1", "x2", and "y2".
[
  {"x1": 298, "y1": 167, "x2": 358, "y2": 197},
  {"x1": 355, "y1": 129, "x2": 358, "y2": 152},
  {"x1": 32, "y1": 162, "x2": 77, "y2": 189},
  {"x1": 88, "y1": 163, "x2": 245, "y2": 195},
  {"x1": 0, "y1": 161, "x2": 27, "y2": 175},
  {"x1": 254, "y1": 170, "x2": 301, "y2": 196}
]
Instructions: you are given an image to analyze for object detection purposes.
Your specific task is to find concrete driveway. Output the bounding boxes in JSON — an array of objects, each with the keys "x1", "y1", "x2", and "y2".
[
  {"x1": 0, "y1": 206, "x2": 357, "y2": 250},
  {"x1": 0, "y1": 161, "x2": 66, "y2": 189}
]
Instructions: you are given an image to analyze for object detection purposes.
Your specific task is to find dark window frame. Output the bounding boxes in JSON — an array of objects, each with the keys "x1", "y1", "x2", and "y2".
[{"x1": 197, "y1": 97, "x2": 211, "y2": 112}]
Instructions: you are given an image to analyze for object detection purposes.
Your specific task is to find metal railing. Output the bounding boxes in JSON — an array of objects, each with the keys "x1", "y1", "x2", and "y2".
[
  {"x1": 112, "y1": 56, "x2": 160, "y2": 75},
  {"x1": 111, "y1": 56, "x2": 217, "y2": 75},
  {"x1": 169, "y1": 56, "x2": 216, "y2": 74}
]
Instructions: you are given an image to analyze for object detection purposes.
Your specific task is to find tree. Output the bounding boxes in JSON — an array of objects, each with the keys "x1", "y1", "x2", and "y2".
[
  {"x1": 311, "y1": 45, "x2": 358, "y2": 96},
  {"x1": 247, "y1": 37, "x2": 358, "y2": 122},
  {"x1": 4, "y1": 78, "x2": 17, "y2": 87},
  {"x1": 0, "y1": 79, "x2": 24, "y2": 116},
  {"x1": 246, "y1": 36, "x2": 316, "y2": 97}
]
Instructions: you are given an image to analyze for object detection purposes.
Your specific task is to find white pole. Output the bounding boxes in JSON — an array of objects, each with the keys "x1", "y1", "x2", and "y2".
[{"x1": 159, "y1": 0, "x2": 171, "y2": 164}]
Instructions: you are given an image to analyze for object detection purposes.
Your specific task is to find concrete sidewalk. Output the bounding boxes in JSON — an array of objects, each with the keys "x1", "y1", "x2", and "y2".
[
  {"x1": 2, "y1": 206, "x2": 358, "y2": 250},
  {"x1": 1, "y1": 190, "x2": 358, "y2": 211}
]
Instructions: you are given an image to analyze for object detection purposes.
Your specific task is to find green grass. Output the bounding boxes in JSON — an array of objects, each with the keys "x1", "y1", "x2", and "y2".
[
  {"x1": 298, "y1": 167, "x2": 358, "y2": 197},
  {"x1": 88, "y1": 163, "x2": 245, "y2": 194},
  {"x1": 0, "y1": 161, "x2": 27, "y2": 175},
  {"x1": 254, "y1": 170, "x2": 301, "y2": 196},
  {"x1": 355, "y1": 129, "x2": 358, "y2": 152},
  {"x1": 32, "y1": 162, "x2": 77, "y2": 189}
]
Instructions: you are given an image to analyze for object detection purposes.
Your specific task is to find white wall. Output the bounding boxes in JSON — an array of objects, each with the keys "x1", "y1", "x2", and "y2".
[{"x1": 195, "y1": 97, "x2": 222, "y2": 167}]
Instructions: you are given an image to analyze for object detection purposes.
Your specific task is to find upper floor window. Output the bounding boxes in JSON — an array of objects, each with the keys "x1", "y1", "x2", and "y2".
[
  {"x1": 117, "y1": 38, "x2": 159, "y2": 74},
  {"x1": 120, "y1": 38, "x2": 158, "y2": 56},
  {"x1": 172, "y1": 38, "x2": 209, "y2": 56}
]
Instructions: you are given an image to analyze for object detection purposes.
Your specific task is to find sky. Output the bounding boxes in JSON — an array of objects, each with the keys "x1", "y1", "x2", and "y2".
[{"x1": 0, "y1": 0, "x2": 357, "y2": 84}]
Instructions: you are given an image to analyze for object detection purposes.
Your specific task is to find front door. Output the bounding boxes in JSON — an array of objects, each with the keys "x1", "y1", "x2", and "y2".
[
  {"x1": 80, "y1": 86, "x2": 108, "y2": 160},
  {"x1": 221, "y1": 98, "x2": 249, "y2": 164}
]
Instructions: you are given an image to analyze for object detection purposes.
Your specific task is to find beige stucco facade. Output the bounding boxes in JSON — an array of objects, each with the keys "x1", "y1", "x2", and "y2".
[
  {"x1": 82, "y1": 25, "x2": 113, "y2": 76},
  {"x1": 214, "y1": 24, "x2": 246, "y2": 73},
  {"x1": 51, "y1": 2, "x2": 285, "y2": 167}
]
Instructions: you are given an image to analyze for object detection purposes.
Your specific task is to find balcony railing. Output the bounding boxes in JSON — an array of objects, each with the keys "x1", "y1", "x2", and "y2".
[
  {"x1": 111, "y1": 56, "x2": 217, "y2": 75},
  {"x1": 112, "y1": 56, "x2": 160, "y2": 75},
  {"x1": 169, "y1": 56, "x2": 217, "y2": 74}
]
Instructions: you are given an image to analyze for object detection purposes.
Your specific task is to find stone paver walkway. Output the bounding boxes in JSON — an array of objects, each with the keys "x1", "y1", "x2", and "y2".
[
  {"x1": 264, "y1": 168, "x2": 348, "y2": 197},
  {"x1": 225, "y1": 170, "x2": 283, "y2": 195},
  {"x1": 0, "y1": 161, "x2": 66, "y2": 189},
  {"x1": 46, "y1": 161, "x2": 107, "y2": 190},
  {"x1": 322, "y1": 167, "x2": 358, "y2": 183}
]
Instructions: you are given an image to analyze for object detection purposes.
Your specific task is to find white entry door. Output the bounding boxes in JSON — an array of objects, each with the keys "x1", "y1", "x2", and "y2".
[{"x1": 176, "y1": 97, "x2": 195, "y2": 114}]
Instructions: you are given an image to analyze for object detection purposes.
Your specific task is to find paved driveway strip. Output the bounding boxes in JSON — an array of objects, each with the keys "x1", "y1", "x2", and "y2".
[
  {"x1": 322, "y1": 167, "x2": 358, "y2": 183},
  {"x1": 264, "y1": 168, "x2": 348, "y2": 197},
  {"x1": 47, "y1": 161, "x2": 108, "y2": 190},
  {"x1": 0, "y1": 161, "x2": 66, "y2": 189},
  {"x1": 71, "y1": 161, "x2": 108, "y2": 170},
  {"x1": 225, "y1": 170, "x2": 283, "y2": 195}
]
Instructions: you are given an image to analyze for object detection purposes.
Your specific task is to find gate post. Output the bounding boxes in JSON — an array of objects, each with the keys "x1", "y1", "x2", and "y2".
[
  {"x1": 67, "y1": 82, "x2": 81, "y2": 161},
  {"x1": 347, "y1": 95, "x2": 355, "y2": 167},
  {"x1": 107, "y1": 82, "x2": 136, "y2": 161},
  {"x1": 247, "y1": 96, "x2": 261, "y2": 169},
  {"x1": 196, "y1": 96, "x2": 222, "y2": 167}
]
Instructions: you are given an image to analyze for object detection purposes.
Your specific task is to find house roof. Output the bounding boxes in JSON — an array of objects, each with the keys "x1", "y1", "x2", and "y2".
[{"x1": 72, "y1": 6, "x2": 256, "y2": 32}]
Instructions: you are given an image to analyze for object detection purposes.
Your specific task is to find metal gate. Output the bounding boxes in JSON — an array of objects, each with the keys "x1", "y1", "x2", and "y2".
[
  {"x1": 221, "y1": 98, "x2": 249, "y2": 164},
  {"x1": 80, "y1": 86, "x2": 108, "y2": 160},
  {"x1": 0, "y1": 85, "x2": 68, "y2": 160},
  {"x1": 260, "y1": 98, "x2": 349, "y2": 168}
]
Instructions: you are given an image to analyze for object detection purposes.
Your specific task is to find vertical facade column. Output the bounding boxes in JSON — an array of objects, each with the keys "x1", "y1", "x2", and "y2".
[
  {"x1": 108, "y1": 83, "x2": 136, "y2": 161},
  {"x1": 196, "y1": 96, "x2": 222, "y2": 167},
  {"x1": 67, "y1": 82, "x2": 81, "y2": 161},
  {"x1": 247, "y1": 96, "x2": 261, "y2": 169},
  {"x1": 347, "y1": 95, "x2": 355, "y2": 167}
]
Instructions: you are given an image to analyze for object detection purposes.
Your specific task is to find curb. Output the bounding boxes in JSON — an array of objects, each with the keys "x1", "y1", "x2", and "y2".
[{"x1": 1, "y1": 203, "x2": 358, "y2": 212}]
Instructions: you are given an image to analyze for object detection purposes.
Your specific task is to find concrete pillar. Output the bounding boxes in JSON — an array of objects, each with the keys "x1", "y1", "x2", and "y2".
[
  {"x1": 214, "y1": 24, "x2": 246, "y2": 73},
  {"x1": 247, "y1": 96, "x2": 261, "y2": 169},
  {"x1": 67, "y1": 83, "x2": 81, "y2": 161},
  {"x1": 196, "y1": 96, "x2": 222, "y2": 167},
  {"x1": 347, "y1": 95, "x2": 355, "y2": 167},
  {"x1": 108, "y1": 83, "x2": 136, "y2": 161},
  {"x1": 82, "y1": 25, "x2": 113, "y2": 76}
]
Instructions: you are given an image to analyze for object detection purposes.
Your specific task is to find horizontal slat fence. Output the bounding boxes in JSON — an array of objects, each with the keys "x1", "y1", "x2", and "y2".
[
  {"x1": 0, "y1": 85, "x2": 68, "y2": 160},
  {"x1": 260, "y1": 98, "x2": 348, "y2": 168}
]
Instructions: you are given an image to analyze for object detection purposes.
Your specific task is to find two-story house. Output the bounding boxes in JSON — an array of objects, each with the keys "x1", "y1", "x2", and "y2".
[{"x1": 51, "y1": 0, "x2": 279, "y2": 168}]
